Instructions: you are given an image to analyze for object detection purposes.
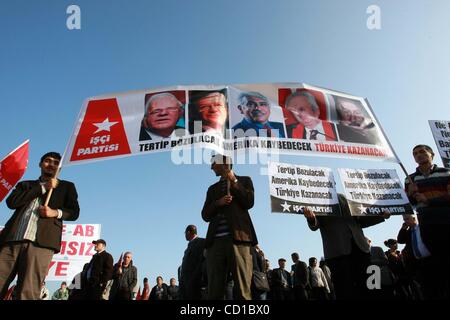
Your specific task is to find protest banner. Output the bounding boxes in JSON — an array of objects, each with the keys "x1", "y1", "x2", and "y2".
[
  {"x1": 269, "y1": 161, "x2": 339, "y2": 215},
  {"x1": 429, "y1": 120, "x2": 450, "y2": 168},
  {"x1": 46, "y1": 224, "x2": 101, "y2": 281},
  {"x1": 62, "y1": 83, "x2": 396, "y2": 166},
  {"x1": 0, "y1": 140, "x2": 29, "y2": 202},
  {"x1": 338, "y1": 168, "x2": 413, "y2": 216}
]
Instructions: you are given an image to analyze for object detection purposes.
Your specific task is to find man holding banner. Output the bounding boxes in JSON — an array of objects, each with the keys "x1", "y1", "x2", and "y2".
[
  {"x1": 0, "y1": 152, "x2": 80, "y2": 300},
  {"x1": 303, "y1": 194, "x2": 388, "y2": 300},
  {"x1": 405, "y1": 144, "x2": 450, "y2": 298},
  {"x1": 202, "y1": 154, "x2": 257, "y2": 300}
]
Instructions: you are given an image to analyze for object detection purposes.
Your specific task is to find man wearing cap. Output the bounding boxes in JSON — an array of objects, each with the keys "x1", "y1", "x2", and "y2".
[
  {"x1": 271, "y1": 258, "x2": 292, "y2": 300},
  {"x1": 232, "y1": 92, "x2": 286, "y2": 138},
  {"x1": 84, "y1": 239, "x2": 114, "y2": 300},
  {"x1": 201, "y1": 154, "x2": 257, "y2": 300},
  {"x1": 0, "y1": 151, "x2": 80, "y2": 300}
]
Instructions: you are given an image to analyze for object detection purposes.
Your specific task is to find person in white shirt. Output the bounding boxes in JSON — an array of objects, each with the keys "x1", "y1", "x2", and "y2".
[
  {"x1": 308, "y1": 257, "x2": 330, "y2": 300},
  {"x1": 40, "y1": 281, "x2": 49, "y2": 300}
]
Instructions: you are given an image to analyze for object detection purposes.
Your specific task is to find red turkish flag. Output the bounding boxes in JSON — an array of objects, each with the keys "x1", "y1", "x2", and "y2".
[
  {"x1": 70, "y1": 99, "x2": 131, "y2": 162},
  {"x1": 0, "y1": 140, "x2": 29, "y2": 202},
  {"x1": 135, "y1": 287, "x2": 141, "y2": 301}
]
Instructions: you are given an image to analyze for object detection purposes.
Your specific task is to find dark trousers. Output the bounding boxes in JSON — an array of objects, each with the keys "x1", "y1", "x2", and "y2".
[
  {"x1": 310, "y1": 287, "x2": 328, "y2": 300},
  {"x1": 0, "y1": 241, "x2": 54, "y2": 300},
  {"x1": 326, "y1": 240, "x2": 371, "y2": 300},
  {"x1": 419, "y1": 223, "x2": 450, "y2": 299},
  {"x1": 111, "y1": 288, "x2": 132, "y2": 300},
  {"x1": 272, "y1": 287, "x2": 292, "y2": 300},
  {"x1": 206, "y1": 236, "x2": 253, "y2": 300},
  {"x1": 293, "y1": 285, "x2": 308, "y2": 300},
  {"x1": 85, "y1": 283, "x2": 105, "y2": 300}
]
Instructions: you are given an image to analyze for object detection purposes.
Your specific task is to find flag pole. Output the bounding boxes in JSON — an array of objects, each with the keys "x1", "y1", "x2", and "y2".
[
  {"x1": 227, "y1": 162, "x2": 231, "y2": 196},
  {"x1": 363, "y1": 98, "x2": 414, "y2": 185},
  {"x1": 44, "y1": 154, "x2": 64, "y2": 206}
]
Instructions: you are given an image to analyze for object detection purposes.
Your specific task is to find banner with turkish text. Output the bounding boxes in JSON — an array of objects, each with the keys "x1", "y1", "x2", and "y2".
[
  {"x1": 429, "y1": 120, "x2": 450, "y2": 168},
  {"x1": 269, "y1": 162, "x2": 339, "y2": 216},
  {"x1": 46, "y1": 224, "x2": 101, "y2": 281},
  {"x1": 63, "y1": 83, "x2": 396, "y2": 166},
  {"x1": 338, "y1": 168, "x2": 413, "y2": 216}
]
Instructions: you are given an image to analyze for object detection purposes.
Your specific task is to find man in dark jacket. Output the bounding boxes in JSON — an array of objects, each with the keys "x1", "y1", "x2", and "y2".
[
  {"x1": 202, "y1": 154, "x2": 257, "y2": 300},
  {"x1": 0, "y1": 152, "x2": 80, "y2": 300},
  {"x1": 397, "y1": 213, "x2": 434, "y2": 299},
  {"x1": 291, "y1": 252, "x2": 309, "y2": 300},
  {"x1": 84, "y1": 239, "x2": 114, "y2": 300},
  {"x1": 304, "y1": 194, "x2": 389, "y2": 299},
  {"x1": 150, "y1": 276, "x2": 169, "y2": 300},
  {"x1": 271, "y1": 258, "x2": 292, "y2": 300},
  {"x1": 109, "y1": 251, "x2": 138, "y2": 300},
  {"x1": 167, "y1": 278, "x2": 179, "y2": 300},
  {"x1": 179, "y1": 224, "x2": 206, "y2": 300}
]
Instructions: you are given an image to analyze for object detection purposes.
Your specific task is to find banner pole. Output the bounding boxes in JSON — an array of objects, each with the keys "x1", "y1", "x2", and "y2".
[
  {"x1": 363, "y1": 98, "x2": 413, "y2": 185},
  {"x1": 44, "y1": 157, "x2": 64, "y2": 206},
  {"x1": 227, "y1": 162, "x2": 231, "y2": 196},
  {"x1": 398, "y1": 161, "x2": 414, "y2": 185}
]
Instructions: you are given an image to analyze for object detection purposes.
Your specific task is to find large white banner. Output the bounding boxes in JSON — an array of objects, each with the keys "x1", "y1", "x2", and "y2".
[
  {"x1": 429, "y1": 120, "x2": 450, "y2": 168},
  {"x1": 62, "y1": 83, "x2": 396, "y2": 166},
  {"x1": 269, "y1": 162, "x2": 339, "y2": 215},
  {"x1": 46, "y1": 224, "x2": 101, "y2": 282},
  {"x1": 338, "y1": 168, "x2": 413, "y2": 216}
]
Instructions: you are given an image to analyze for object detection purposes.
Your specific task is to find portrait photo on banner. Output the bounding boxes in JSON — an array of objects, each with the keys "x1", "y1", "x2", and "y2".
[
  {"x1": 187, "y1": 89, "x2": 229, "y2": 137},
  {"x1": 139, "y1": 90, "x2": 187, "y2": 141},
  {"x1": 228, "y1": 88, "x2": 286, "y2": 139},
  {"x1": 330, "y1": 94, "x2": 381, "y2": 146},
  {"x1": 279, "y1": 88, "x2": 337, "y2": 142}
]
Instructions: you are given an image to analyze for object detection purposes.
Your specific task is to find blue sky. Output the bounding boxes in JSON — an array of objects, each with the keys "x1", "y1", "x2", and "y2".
[{"x1": 1, "y1": 0, "x2": 449, "y2": 295}]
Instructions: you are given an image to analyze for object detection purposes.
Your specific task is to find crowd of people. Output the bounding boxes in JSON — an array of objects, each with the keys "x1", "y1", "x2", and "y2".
[{"x1": 0, "y1": 143, "x2": 449, "y2": 300}]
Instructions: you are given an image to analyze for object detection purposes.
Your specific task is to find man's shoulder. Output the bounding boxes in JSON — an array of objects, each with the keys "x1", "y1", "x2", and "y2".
[
  {"x1": 236, "y1": 175, "x2": 252, "y2": 181},
  {"x1": 237, "y1": 176, "x2": 254, "y2": 186},
  {"x1": 207, "y1": 180, "x2": 222, "y2": 190},
  {"x1": 192, "y1": 236, "x2": 206, "y2": 243},
  {"x1": 269, "y1": 121, "x2": 284, "y2": 128},
  {"x1": 100, "y1": 250, "x2": 114, "y2": 259},
  {"x1": 408, "y1": 165, "x2": 450, "y2": 181},
  {"x1": 139, "y1": 126, "x2": 151, "y2": 141},
  {"x1": 233, "y1": 119, "x2": 254, "y2": 130},
  {"x1": 433, "y1": 165, "x2": 450, "y2": 174},
  {"x1": 58, "y1": 179, "x2": 76, "y2": 187},
  {"x1": 321, "y1": 120, "x2": 337, "y2": 130},
  {"x1": 16, "y1": 179, "x2": 39, "y2": 186}
]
